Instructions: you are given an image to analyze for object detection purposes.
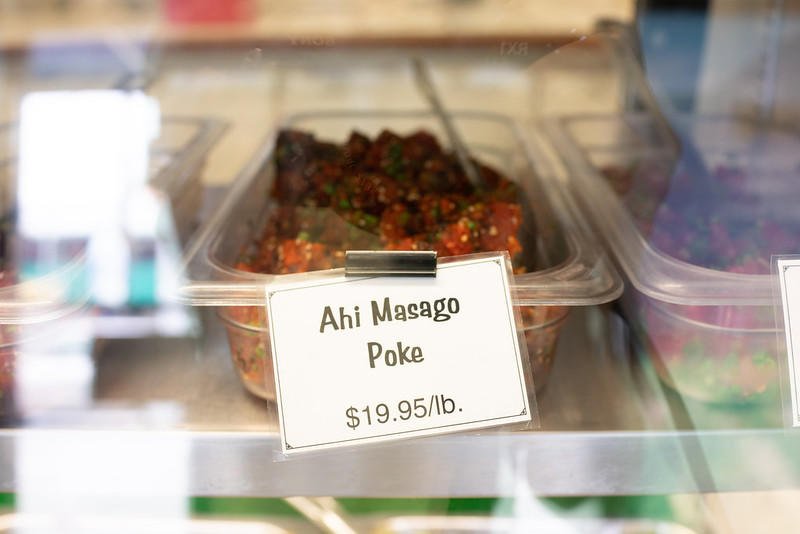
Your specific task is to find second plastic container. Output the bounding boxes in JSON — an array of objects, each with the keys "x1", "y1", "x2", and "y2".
[{"x1": 547, "y1": 113, "x2": 798, "y2": 404}]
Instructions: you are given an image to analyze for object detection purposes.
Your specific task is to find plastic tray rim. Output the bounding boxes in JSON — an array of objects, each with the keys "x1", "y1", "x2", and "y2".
[{"x1": 177, "y1": 109, "x2": 623, "y2": 307}]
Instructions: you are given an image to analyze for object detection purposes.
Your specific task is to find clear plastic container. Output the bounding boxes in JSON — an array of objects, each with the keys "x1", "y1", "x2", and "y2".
[
  {"x1": 546, "y1": 114, "x2": 799, "y2": 404},
  {"x1": 0, "y1": 116, "x2": 225, "y2": 419},
  {"x1": 179, "y1": 110, "x2": 621, "y2": 401}
]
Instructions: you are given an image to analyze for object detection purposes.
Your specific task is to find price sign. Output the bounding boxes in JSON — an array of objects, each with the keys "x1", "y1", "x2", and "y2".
[
  {"x1": 266, "y1": 254, "x2": 533, "y2": 454},
  {"x1": 778, "y1": 257, "x2": 800, "y2": 426}
]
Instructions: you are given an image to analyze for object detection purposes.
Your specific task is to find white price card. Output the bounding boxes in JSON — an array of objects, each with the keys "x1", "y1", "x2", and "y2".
[
  {"x1": 778, "y1": 257, "x2": 800, "y2": 426},
  {"x1": 266, "y1": 254, "x2": 533, "y2": 454}
]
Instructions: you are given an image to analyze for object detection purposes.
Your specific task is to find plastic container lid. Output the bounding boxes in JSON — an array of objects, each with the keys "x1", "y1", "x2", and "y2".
[
  {"x1": 178, "y1": 110, "x2": 621, "y2": 307},
  {"x1": 0, "y1": 116, "x2": 225, "y2": 325},
  {"x1": 545, "y1": 113, "x2": 800, "y2": 306}
]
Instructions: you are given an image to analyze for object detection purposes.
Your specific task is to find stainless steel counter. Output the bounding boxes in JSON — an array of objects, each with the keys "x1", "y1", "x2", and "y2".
[{"x1": 1, "y1": 303, "x2": 797, "y2": 497}]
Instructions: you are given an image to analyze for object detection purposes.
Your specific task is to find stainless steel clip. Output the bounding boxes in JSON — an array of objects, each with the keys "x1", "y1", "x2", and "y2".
[{"x1": 345, "y1": 250, "x2": 437, "y2": 277}]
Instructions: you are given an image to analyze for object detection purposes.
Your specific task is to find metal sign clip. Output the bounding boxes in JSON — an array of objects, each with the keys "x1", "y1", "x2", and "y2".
[{"x1": 345, "y1": 250, "x2": 437, "y2": 277}]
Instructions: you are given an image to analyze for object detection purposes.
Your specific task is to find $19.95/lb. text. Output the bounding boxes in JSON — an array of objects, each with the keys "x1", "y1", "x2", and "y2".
[{"x1": 345, "y1": 393, "x2": 459, "y2": 430}]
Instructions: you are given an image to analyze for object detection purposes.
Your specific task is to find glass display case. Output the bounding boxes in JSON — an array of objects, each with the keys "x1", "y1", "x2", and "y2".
[{"x1": 0, "y1": 1, "x2": 798, "y2": 532}]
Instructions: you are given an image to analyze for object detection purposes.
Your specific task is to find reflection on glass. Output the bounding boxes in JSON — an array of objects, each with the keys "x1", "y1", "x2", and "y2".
[
  {"x1": 0, "y1": 91, "x2": 197, "y2": 424},
  {"x1": 5, "y1": 89, "x2": 200, "y2": 530},
  {"x1": 14, "y1": 89, "x2": 196, "y2": 339},
  {"x1": 18, "y1": 90, "x2": 159, "y2": 309}
]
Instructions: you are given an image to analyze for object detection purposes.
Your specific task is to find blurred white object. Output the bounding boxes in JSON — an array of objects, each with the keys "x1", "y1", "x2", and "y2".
[
  {"x1": 18, "y1": 90, "x2": 159, "y2": 238},
  {"x1": 18, "y1": 90, "x2": 160, "y2": 308}
]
